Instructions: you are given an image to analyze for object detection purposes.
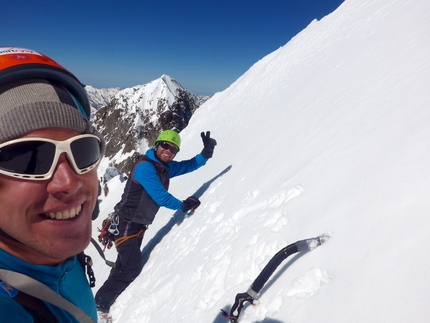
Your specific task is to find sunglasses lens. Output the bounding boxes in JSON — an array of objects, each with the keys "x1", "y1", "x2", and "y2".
[
  {"x1": 70, "y1": 137, "x2": 101, "y2": 170},
  {"x1": 0, "y1": 141, "x2": 55, "y2": 175},
  {"x1": 160, "y1": 142, "x2": 178, "y2": 154}
]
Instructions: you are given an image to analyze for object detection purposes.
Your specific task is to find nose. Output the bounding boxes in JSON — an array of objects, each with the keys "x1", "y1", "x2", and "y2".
[{"x1": 46, "y1": 153, "x2": 82, "y2": 195}]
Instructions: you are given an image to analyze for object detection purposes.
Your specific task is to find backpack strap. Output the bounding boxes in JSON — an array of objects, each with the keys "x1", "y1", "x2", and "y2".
[
  {"x1": 0, "y1": 269, "x2": 94, "y2": 323},
  {"x1": 77, "y1": 251, "x2": 98, "y2": 286},
  {"x1": 90, "y1": 236, "x2": 115, "y2": 267}
]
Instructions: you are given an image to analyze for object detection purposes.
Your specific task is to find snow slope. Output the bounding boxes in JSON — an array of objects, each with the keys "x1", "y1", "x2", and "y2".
[{"x1": 87, "y1": 0, "x2": 430, "y2": 321}]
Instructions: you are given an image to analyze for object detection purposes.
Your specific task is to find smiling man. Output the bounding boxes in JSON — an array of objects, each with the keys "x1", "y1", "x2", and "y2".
[
  {"x1": 95, "y1": 129, "x2": 217, "y2": 322},
  {"x1": 0, "y1": 47, "x2": 105, "y2": 322}
]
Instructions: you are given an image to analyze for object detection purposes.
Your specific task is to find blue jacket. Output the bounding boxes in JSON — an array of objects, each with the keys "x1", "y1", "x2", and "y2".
[
  {"x1": 0, "y1": 249, "x2": 97, "y2": 322},
  {"x1": 114, "y1": 148, "x2": 208, "y2": 224}
]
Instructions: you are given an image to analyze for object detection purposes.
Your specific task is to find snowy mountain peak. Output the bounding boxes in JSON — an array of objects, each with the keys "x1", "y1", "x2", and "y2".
[{"x1": 121, "y1": 74, "x2": 187, "y2": 112}]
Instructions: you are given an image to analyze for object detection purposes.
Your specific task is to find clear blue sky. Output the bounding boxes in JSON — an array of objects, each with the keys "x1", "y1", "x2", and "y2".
[{"x1": 3, "y1": 0, "x2": 344, "y2": 95}]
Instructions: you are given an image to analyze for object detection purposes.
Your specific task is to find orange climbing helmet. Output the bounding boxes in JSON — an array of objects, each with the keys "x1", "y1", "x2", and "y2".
[{"x1": 0, "y1": 47, "x2": 91, "y2": 119}]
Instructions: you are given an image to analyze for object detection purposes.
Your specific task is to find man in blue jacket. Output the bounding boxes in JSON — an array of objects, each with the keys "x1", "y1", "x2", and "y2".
[
  {"x1": 95, "y1": 129, "x2": 216, "y2": 322},
  {"x1": 0, "y1": 47, "x2": 104, "y2": 322}
]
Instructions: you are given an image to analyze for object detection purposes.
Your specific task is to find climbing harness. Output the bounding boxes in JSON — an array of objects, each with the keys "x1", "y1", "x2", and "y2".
[{"x1": 97, "y1": 213, "x2": 119, "y2": 251}]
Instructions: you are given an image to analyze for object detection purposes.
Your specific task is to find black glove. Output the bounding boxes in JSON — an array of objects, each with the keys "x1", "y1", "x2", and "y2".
[
  {"x1": 201, "y1": 131, "x2": 217, "y2": 158},
  {"x1": 182, "y1": 196, "x2": 201, "y2": 212}
]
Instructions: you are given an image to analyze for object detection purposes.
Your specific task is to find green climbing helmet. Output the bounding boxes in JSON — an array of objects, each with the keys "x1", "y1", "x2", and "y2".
[{"x1": 155, "y1": 130, "x2": 181, "y2": 151}]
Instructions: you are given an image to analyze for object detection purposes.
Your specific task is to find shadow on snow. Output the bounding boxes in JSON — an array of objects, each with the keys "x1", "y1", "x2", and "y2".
[{"x1": 140, "y1": 165, "x2": 232, "y2": 268}]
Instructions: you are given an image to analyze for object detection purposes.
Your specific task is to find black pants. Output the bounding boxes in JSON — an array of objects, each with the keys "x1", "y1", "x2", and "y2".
[{"x1": 95, "y1": 216, "x2": 147, "y2": 312}]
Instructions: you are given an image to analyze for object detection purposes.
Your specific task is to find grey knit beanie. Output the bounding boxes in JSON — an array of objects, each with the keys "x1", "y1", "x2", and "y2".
[{"x1": 0, "y1": 79, "x2": 105, "y2": 153}]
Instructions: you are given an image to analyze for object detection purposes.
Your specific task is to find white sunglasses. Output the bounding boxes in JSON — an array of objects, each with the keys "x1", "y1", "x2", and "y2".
[{"x1": 0, "y1": 134, "x2": 101, "y2": 180}]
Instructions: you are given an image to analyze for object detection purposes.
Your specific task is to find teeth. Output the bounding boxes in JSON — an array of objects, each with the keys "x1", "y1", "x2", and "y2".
[{"x1": 46, "y1": 204, "x2": 82, "y2": 220}]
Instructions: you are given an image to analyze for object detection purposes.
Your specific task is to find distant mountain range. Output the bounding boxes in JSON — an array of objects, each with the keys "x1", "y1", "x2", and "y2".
[
  {"x1": 85, "y1": 75, "x2": 210, "y2": 181},
  {"x1": 85, "y1": 85, "x2": 121, "y2": 111}
]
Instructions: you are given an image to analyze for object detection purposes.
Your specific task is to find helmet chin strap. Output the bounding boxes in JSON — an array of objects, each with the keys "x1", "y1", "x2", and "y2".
[{"x1": 0, "y1": 228, "x2": 22, "y2": 244}]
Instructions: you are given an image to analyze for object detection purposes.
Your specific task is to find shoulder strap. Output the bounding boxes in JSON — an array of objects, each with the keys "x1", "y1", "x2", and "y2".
[
  {"x1": 140, "y1": 155, "x2": 170, "y2": 189},
  {"x1": 90, "y1": 237, "x2": 115, "y2": 267},
  {"x1": 141, "y1": 155, "x2": 168, "y2": 173},
  {"x1": 77, "y1": 251, "x2": 97, "y2": 287},
  {"x1": 0, "y1": 281, "x2": 58, "y2": 322},
  {"x1": 0, "y1": 269, "x2": 94, "y2": 323}
]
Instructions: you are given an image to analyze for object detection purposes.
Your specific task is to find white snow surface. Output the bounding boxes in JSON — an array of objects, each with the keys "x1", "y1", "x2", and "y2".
[{"x1": 86, "y1": 0, "x2": 430, "y2": 322}]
